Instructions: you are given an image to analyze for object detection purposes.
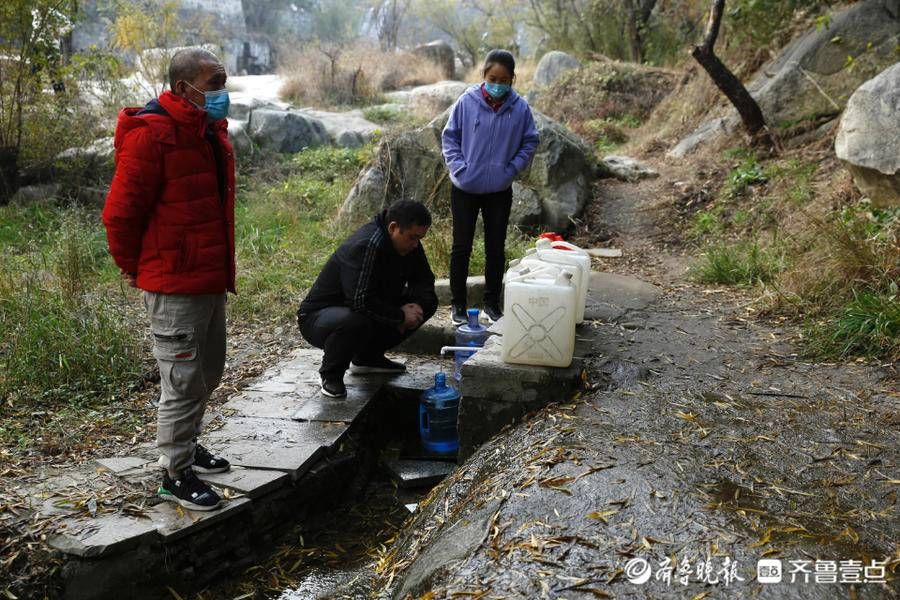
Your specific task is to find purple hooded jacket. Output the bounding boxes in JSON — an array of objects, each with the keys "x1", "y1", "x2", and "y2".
[{"x1": 441, "y1": 85, "x2": 540, "y2": 195}]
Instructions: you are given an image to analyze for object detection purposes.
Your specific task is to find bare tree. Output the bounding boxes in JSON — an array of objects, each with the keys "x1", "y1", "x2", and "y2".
[
  {"x1": 691, "y1": 0, "x2": 773, "y2": 148},
  {"x1": 373, "y1": 0, "x2": 410, "y2": 51},
  {"x1": 624, "y1": 0, "x2": 657, "y2": 63}
]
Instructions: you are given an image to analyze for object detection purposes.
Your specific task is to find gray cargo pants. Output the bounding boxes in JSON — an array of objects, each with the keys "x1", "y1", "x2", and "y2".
[{"x1": 143, "y1": 292, "x2": 226, "y2": 478}]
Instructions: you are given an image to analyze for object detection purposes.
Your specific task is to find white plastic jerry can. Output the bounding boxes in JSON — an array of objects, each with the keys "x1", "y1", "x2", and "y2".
[
  {"x1": 501, "y1": 268, "x2": 577, "y2": 368},
  {"x1": 517, "y1": 239, "x2": 591, "y2": 324}
]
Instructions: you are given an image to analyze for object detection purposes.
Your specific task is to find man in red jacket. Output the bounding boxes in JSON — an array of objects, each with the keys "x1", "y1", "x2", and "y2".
[{"x1": 102, "y1": 48, "x2": 235, "y2": 511}]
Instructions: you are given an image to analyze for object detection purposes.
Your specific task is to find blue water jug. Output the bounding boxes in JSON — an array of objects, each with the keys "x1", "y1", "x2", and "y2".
[
  {"x1": 454, "y1": 308, "x2": 489, "y2": 381},
  {"x1": 419, "y1": 372, "x2": 460, "y2": 455}
]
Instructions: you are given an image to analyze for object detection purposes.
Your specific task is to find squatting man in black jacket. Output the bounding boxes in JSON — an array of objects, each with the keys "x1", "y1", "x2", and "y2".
[{"x1": 297, "y1": 200, "x2": 438, "y2": 398}]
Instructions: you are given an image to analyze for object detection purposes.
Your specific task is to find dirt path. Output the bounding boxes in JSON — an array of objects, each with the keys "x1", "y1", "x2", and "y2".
[{"x1": 373, "y1": 169, "x2": 899, "y2": 599}]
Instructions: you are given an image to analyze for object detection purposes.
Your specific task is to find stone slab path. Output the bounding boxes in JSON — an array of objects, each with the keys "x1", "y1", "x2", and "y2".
[
  {"x1": 29, "y1": 269, "x2": 662, "y2": 598},
  {"x1": 45, "y1": 347, "x2": 434, "y2": 560}
]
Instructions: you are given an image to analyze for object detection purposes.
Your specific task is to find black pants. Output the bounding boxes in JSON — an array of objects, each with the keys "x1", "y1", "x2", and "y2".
[
  {"x1": 298, "y1": 306, "x2": 424, "y2": 379},
  {"x1": 450, "y1": 184, "x2": 513, "y2": 308}
]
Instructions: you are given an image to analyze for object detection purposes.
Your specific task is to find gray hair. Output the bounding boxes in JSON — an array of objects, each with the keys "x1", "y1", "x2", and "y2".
[{"x1": 168, "y1": 47, "x2": 221, "y2": 90}]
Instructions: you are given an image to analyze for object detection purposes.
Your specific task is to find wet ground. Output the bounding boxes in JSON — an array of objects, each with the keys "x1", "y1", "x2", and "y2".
[
  {"x1": 180, "y1": 167, "x2": 897, "y2": 600},
  {"x1": 373, "y1": 285, "x2": 897, "y2": 599},
  {"x1": 330, "y1": 170, "x2": 897, "y2": 598}
]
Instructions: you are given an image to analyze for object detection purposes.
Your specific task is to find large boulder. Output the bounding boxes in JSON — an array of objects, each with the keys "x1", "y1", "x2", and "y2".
[
  {"x1": 227, "y1": 119, "x2": 253, "y2": 155},
  {"x1": 409, "y1": 81, "x2": 469, "y2": 116},
  {"x1": 296, "y1": 109, "x2": 381, "y2": 148},
  {"x1": 670, "y1": 0, "x2": 900, "y2": 158},
  {"x1": 835, "y1": 63, "x2": 900, "y2": 207},
  {"x1": 412, "y1": 40, "x2": 456, "y2": 80},
  {"x1": 340, "y1": 108, "x2": 594, "y2": 232},
  {"x1": 247, "y1": 109, "x2": 329, "y2": 153},
  {"x1": 532, "y1": 51, "x2": 580, "y2": 88}
]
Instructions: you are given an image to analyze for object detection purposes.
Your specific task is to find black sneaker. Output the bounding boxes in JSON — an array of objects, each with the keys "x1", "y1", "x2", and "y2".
[
  {"x1": 193, "y1": 443, "x2": 230, "y2": 474},
  {"x1": 158, "y1": 469, "x2": 222, "y2": 511},
  {"x1": 451, "y1": 304, "x2": 467, "y2": 325},
  {"x1": 350, "y1": 355, "x2": 406, "y2": 374},
  {"x1": 484, "y1": 304, "x2": 503, "y2": 323},
  {"x1": 320, "y1": 374, "x2": 347, "y2": 398}
]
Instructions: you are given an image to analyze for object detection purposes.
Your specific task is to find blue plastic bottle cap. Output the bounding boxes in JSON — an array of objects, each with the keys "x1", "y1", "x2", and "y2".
[
  {"x1": 467, "y1": 308, "x2": 480, "y2": 317},
  {"x1": 435, "y1": 372, "x2": 446, "y2": 387}
]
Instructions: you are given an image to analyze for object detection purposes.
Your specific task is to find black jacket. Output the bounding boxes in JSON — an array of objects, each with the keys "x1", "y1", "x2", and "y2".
[{"x1": 298, "y1": 211, "x2": 438, "y2": 327}]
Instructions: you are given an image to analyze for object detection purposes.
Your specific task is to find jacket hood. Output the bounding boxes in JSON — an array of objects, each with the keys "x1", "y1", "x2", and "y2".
[
  {"x1": 464, "y1": 83, "x2": 521, "y2": 114},
  {"x1": 113, "y1": 90, "x2": 226, "y2": 149}
]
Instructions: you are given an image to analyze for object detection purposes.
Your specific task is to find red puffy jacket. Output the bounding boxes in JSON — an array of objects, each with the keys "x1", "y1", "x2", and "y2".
[{"x1": 102, "y1": 90, "x2": 236, "y2": 294}]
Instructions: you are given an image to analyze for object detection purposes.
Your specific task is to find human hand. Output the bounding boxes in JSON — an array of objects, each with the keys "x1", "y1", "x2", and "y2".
[
  {"x1": 122, "y1": 271, "x2": 137, "y2": 288},
  {"x1": 400, "y1": 303, "x2": 424, "y2": 332}
]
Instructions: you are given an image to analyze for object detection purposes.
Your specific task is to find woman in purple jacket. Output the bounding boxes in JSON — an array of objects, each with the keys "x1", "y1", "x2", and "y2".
[{"x1": 442, "y1": 49, "x2": 540, "y2": 325}]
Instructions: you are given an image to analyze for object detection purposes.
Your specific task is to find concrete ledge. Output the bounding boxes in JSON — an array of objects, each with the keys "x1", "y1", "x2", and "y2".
[
  {"x1": 458, "y1": 333, "x2": 583, "y2": 460},
  {"x1": 434, "y1": 275, "x2": 485, "y2": 307},
  {"x1": 394, "y1": 312, "x2": 457, "y2": 355}
]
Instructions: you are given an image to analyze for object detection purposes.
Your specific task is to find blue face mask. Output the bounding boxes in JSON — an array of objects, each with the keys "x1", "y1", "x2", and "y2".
[
  {"x1": 186, "y1": 82, "x2": 230, "y2": 121},
  {"x1": 484, "y1": 82, "x2": 511, "y2": 99}
]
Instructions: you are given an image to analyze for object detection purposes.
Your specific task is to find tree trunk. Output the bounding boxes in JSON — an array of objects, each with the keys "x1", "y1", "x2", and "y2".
[
  {"x1": 626, "y1": 0, "x2": 657, "y2": 64},
  {"x1": 0, "y1": 146, "x2": 19, "y2": 205},
  {"x1": 692, "y1": 0, "x2": 773, "y2": 148}
]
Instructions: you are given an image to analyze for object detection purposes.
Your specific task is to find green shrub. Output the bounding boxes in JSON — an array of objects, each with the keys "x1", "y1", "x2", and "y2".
[
  {"x1": 693, "y1": 240, "x2": 784, "y2": 285},
  {"x1": 0, "y1": 210, "x2": 140, "y2": 405},
  {"x1": 363, "y1": 105, "x2": 404, "y2": 124},
  {"x1": 725, "y1": 157, "x2": 767, "y2": 198},
  {"x1": 692, "y1": 209, "x2": 721, "y2": 237},
  {"x1": 806, "y1": 285, "x2": 900, "y2": 360}
]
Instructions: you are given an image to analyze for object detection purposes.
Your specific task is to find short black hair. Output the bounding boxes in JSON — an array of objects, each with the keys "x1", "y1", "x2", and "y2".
[
  {"x1": 482, "y1": 49, "x2": 516, "y2": 78},
  {"x1": 168, "y1": 47, "x2": 221, "y2": 90},
  {"x1": 386, "y1": 200, "x2": 431, "y2": 229}
]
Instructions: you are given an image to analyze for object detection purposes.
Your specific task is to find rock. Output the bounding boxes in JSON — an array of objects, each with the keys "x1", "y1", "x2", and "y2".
[
  {"x1": 342, "y1": 166, "x2": 388, "y2": 221},
  {"x1": 599, "y1": 155, "x2": 659, "y2": 182},
  {"x1": 384, "y1": 89, "x2": 413, "y2": 104},
  {"x1": 247, "y1": 109, "x2": 329, "y2": 153},
  {"x1": 74, "y1": 186, "x2": 108, "y2": 208},
  {"x1": 228, "y1": 94, "x2": 269, "y2": 121},
  {"x1": 671, "y1": 0, "x2": 899, "y2": 157},
  {"x1": 10, "y1": 183, "x2": 61, "y2": 205},
  {"x1": 667, "y1": 117, "x2": 729, "y2": 159},
  {"x1": 409, "y1": 80, "x2": 469, "y2": 116},
  {"x1": 834, "y1": 62, "x2": 900, "y2": 207},
  {"x1": 510, "y1": 182, "x2": 543, "y2": 229},
  {"x1": 584, "y1": 271, "x2": 662, "y2": 322},
  {"x1": 749, "y1": 0, "x2": 899, "y2": 126},
  {"x1": 394, "y1": 500, "x2": 501, "y2": 599},
  {"x1": 57, "y1": 136, "x2": 115, "y2": 164},
  {"x1": 527, "y1": 111, "x2": 595, "y2": 229},
  {"x1": 296, "y1": 109, "x2": 380, "y2": 148},
  {"x1": 227, "y1": 119, "x2": 253, "y2": 155},
  {"x1": 340, "y1": 107, "x2": 594, "y2": 232},
  {"x1": 412, "y1": 40, "x2": 456, "y2": 80},
  {"x1": 533, "y1": 50, "x2": 581, "y2": 87}
]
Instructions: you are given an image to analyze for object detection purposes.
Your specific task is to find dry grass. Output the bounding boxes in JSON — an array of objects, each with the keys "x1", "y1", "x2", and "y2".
[{"x1": 278, "y1": 41, "x2": 445, "y2": 108}]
